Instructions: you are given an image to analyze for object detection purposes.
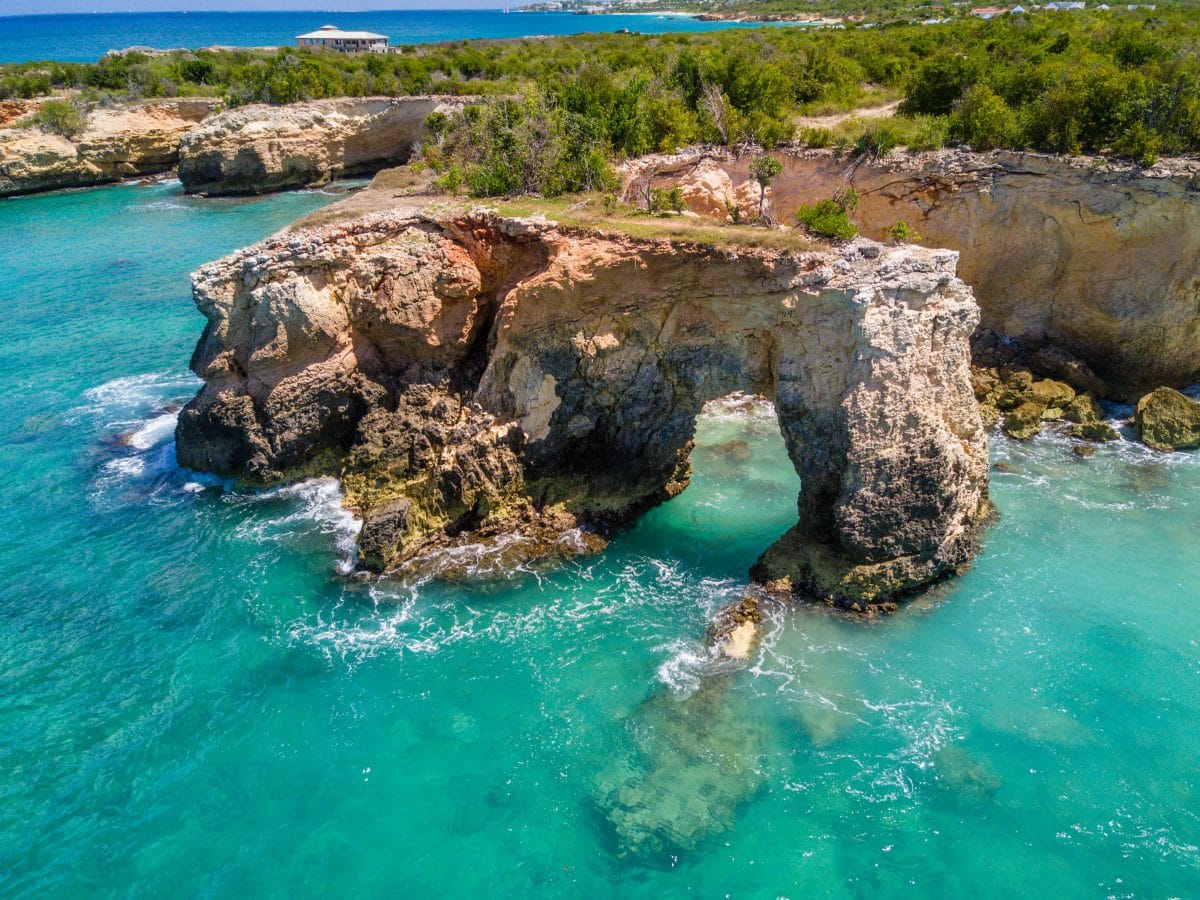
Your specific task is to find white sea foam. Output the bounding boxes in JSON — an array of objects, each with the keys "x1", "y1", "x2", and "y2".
[
  {"x1": 233, "y1": 478, "x2": 363, "y2": 574},
  {"x1": 76, "y1": 371, "x2": 199, "y2": 426},
  {"x1": 126, "y1": 411, "x2": 179, "y2": 450}
]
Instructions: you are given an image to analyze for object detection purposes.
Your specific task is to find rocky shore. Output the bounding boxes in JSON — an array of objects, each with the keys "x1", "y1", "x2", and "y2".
[
  {"x1": 175, "y1": 207, "x2": 989, "y2": 610},
  {"x1": 0, "y1": 95, "x2": 465, "y2": 199},
  {"x1": 0, "y1": 99, "x2": 218, "y2": 196},
  {"x1": 177, "y1": 96, "x2": 470, "y2": 196}
]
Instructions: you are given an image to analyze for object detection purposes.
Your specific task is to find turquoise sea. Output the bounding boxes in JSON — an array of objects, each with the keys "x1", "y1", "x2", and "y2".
[
  {"x1": 1, "y1": 178, "x2": 1199, "y2": 897},
  {"x1": 0, "y1": 11, "x2": 805, "y2": 65}
]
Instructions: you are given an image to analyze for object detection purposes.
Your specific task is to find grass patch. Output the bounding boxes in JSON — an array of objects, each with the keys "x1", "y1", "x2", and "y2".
[{"x1": 492, "y1": 194, "x2": 819, "y2": 252}]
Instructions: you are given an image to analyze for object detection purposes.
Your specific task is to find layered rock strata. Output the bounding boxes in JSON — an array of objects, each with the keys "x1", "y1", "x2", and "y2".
[
  {"x1": 177, "y1": 96, "x2": 469, "y2": 196},
  {"x1": 0, "y1": 99, "x2": 218, "y2": 196},
  {"x1": 176, "y1": 209, "x2": 989, "y2": 608},
  {"x1": 622, "y1": 147, "x2": 1200, "y2": 399}
]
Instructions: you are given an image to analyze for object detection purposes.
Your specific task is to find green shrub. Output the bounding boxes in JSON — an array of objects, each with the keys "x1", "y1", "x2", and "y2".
[
  {"x1": 906, "y1": 115, "x2": 951, "y2": 151},
  {"x1": 798, "y1": 126, "x2": 834, "y2": 148},
  {"x1": 796, "y1": 187, "x2": 859, "y2": 242},
  {"x1": 854, "y1": 122, "x2": 898, "y2": 157},
  {"x1": 888, "y1": 220, "x2": 923, "y2": 243},
  {"x1": 28, "y1": 99, "x2": 87, "y2": 138},
  {"x1": 952, "y1": 84, "x2": 1019, "y2": 151}
]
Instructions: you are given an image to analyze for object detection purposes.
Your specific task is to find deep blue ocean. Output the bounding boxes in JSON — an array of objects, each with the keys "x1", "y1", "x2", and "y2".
[
  {"x1": 0, "y1": 10, "x2": 805, "y2": 64},
  {"x1": 0, "y1": 175, "x2": 1198, "y2": 895}
]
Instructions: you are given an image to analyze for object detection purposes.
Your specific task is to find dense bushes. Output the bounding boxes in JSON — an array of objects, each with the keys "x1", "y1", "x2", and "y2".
[
  {"x1": 5, "y1": 8, "x2": 1200, "y2": 184},
  {"x1": 901, "y1": 13, "x2": 1200, "y2": 157}
]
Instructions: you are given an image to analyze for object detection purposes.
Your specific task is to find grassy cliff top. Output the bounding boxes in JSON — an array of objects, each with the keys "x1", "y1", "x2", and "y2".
[{"x1": 291, "y1": 170, "x2": 819, "y2": 252}]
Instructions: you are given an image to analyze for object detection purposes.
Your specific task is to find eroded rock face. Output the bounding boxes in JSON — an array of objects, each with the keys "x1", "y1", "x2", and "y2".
[
  {"x1": 176, "y1": 210, "x2": 989, "y2": 608},
  {"x1": 623, "y1": 147, "x2": 1200, "y2": 399},
  {"x1": 0, "y1": 99, "x2": 218, "y2": 196},
  {"x1": 177, "y1": 96, "x2": 468, "y2": 196}
]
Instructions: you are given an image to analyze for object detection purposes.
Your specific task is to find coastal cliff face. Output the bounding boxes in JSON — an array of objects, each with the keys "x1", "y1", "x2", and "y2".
[
  {"x1": 0, "y1": 99, "x2": 217, "y2": 197},
  {"x1": 623, "y1": 147, "x2": 1200, "y2": 399},
  {"x1": 176, "y1": 209, "x2": 989, "y2": 609},
  {"x1": 177, "y1": 97, "x2": 468, "y2": 196}
]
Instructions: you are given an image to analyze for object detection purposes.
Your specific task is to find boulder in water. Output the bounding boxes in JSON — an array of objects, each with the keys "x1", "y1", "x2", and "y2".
[
  {"x1": 1003, "y1": 401, "x2": 1045, "y2": 440},
  {"x1": 1134, "y1": 387, "x2": 1200, "y2": 451}
]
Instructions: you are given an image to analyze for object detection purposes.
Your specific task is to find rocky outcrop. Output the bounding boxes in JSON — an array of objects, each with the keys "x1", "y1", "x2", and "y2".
[
  {"x1": 176, "y1": 209, "x2": 989, "y2": 609},
  {"x1": 177, "y1": 96, "x2": 469, "y2": 196},
  {"x1": 622, "y1": 146, "x2": 1200, "y2": 399},
  {"x1": 1134, "y1": 387, "x2": 1200, "y2": 451},
  {"x1": 0, "y1": 99, "x2": 218, "y2": 196},
  {"x1": 972, "y1": 367, "x2": 1118, "y2": 443}
]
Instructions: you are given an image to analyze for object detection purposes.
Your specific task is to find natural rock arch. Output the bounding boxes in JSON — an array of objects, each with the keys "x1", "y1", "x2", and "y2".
[{"x1": 176, "y1": 211, "x2": 989, "y2": 609}]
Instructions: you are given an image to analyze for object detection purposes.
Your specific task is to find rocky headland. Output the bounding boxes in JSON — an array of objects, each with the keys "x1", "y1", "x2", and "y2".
[
  {"x1": 174, "y1": 206, "x2": 990, "y2": 610},
  {"x1": 177, "y1": 96, "x2": 470, "y2": 196},
  {"x1": 0, "y1": 98, "x2": 218, "y2": 196},
  {"x1": 622, "y1": 146, "x2": 1200, "y2": 400}
]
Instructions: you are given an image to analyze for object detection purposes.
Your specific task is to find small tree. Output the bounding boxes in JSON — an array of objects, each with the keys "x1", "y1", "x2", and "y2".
[
  {"x1": 749, "y1": 155, "x2": 783, "y2": 220},
  {"x1": 423, "y1": 111, "x2": 449, "y2": 146}
]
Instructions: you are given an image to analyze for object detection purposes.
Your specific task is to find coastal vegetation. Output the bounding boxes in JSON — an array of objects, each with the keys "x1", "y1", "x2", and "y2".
[{"x1": 5, "y1": 8, "x2": 1200, "y2": 187}]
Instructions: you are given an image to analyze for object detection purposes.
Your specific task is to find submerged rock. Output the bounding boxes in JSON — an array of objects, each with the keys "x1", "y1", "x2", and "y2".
[
  {"x1": 1069, "y1": 421, "x2": 1120, "y2": 443},
  {"x1": 593, "y1": 672, "x2": 770, "y2": 857},
  {"x1": 934, "y1": 743, "x2": 1002, "y2": 799},
  {"x1": 1134, "y1": 387, "x2": 1200, "y2": 452}
]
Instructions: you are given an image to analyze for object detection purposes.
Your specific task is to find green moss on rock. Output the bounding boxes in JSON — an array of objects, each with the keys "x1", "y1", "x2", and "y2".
[{"x1": 1134, "y1": 387, "x2": 1200, "y2": 451}]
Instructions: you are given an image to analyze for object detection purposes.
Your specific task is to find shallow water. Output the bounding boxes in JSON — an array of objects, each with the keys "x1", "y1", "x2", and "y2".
[{"x1": 1, "y1": 180, "x2": 1199, "y2": 897}]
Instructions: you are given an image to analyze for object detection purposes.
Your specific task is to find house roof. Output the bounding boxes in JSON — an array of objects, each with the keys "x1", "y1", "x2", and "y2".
[{"x1": 296, "y1": 26, "x2": 388, "y2": 41}]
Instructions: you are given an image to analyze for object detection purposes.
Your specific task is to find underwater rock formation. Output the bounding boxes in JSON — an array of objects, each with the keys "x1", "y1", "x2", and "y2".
[
  {"x1": 176, "y1": 209, "x2": 989, "y2": 608},
  {"x1": 177, "y1": 96, "x2": 468, "y2": 196},
  {"x1": 623, "y1": 147, "x2": 1200, "y2": 399}
]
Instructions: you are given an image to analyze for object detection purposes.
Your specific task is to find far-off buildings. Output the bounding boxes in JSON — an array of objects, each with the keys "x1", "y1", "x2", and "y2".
[{"x1": 295, "y1": 25, "x2": 389, "y2": 54}]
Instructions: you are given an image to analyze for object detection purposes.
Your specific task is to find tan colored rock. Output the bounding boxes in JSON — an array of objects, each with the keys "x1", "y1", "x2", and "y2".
[
  {"x1": 177, "y1": 96, "x2": 469, "y2": 196},
  {"x1": 1134, "y1": 387, "x2": 1200, "y2": 451},
  {"x1": 176, "y1": 209, "x2": 989, "y2": 609},
  {"x1": 0, "y1": 99, "x2": 217, "y2": 196},
  {"x1": 622, "y1": 147, "x2": 1200, "y2": 397}
]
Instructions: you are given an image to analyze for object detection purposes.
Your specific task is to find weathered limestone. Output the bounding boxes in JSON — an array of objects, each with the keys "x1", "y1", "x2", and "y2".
[
  {"x1": 177, "y1": 96, "x2": 469, "y2": 196},
  {"x1": 176, "y1": 209, "x2": 989, "y2": 609},
  {"x1": 0, "y1": 99, "x2": 218, "y2": 196},
  {"x1": 623, "y1": 146, "x2": 1200, "y2": 399}
]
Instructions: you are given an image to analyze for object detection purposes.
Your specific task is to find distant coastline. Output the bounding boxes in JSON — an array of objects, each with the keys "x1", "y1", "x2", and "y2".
[{"x1": 0, "y1": 8, "x2": 791, "y2": 65}]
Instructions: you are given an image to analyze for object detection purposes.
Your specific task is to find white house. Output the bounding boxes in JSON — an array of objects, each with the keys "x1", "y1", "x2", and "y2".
[{"x1": 296, "y1": 25, "x2": 389, "y2": 54}]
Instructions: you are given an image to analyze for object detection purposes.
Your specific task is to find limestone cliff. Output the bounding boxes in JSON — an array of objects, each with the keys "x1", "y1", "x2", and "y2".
[
  {"x1": 0, "y1": 99, "x2": 218, "y2": 196},
  {"x1": 623, "y1": 147, "x2": 1200, "y2": 399},
  {"x1": 176, "y1": 208, "x2": 989, "y2": 609},
  {"x1": 177, "y1": 97, "x2": 469, "y2": 196}
]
